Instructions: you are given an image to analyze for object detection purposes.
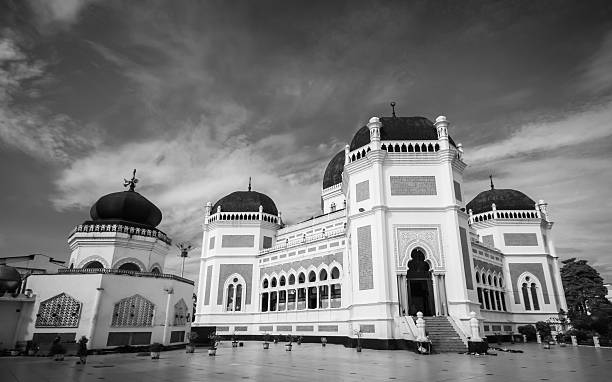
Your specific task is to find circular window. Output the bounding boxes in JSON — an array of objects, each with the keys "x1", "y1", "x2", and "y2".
[
  {"x1": 525, "y1": 276, "x2": 530, "y2": 282},
  {"x1": 233, "y1": 277, "x2": 238, "y2": 283}
]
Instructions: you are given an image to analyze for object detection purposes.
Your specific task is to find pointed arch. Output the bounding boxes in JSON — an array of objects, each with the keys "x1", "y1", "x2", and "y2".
[
  {"x1": 35, "y1": 293, "x2": 82, "y2": 328},
  {"x1": 174, "y1": 298, "x2": 189, "y2": 325},
  {"x1": 111, "y1": 294, "x2": 155, "y2": 327}
]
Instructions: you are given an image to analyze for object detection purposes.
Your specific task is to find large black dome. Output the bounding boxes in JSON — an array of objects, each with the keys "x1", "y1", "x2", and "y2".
[
  {"x1": 322, "y1": 151, "x2": 345, "y2": 189},
  {"x1": 90, "y1": 191, "x2": 162, "y2": 228},
  {"x1": 466, "y1": 188, "x2": 536, "y2": 215},
  {"x1": 213, "y1": 190, "x2": 278, "y2": 216},
  {"x1": 350, "y1": 116, "x2": 456, "y2": 151}
]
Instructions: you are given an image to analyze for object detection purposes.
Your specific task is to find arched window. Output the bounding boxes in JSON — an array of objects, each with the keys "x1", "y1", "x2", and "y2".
[
  {"x1": 151, "y1": 267, "x2": 161, "y2": 274},
  {"x1": 84, "y1": 261, "x2": 104, "y2": 269},
  {"x1": 279, "y1": 276, "x2": 286, "y2": 286},
  {"x1": 174, "y1": 299, "x2": 188, "y2": 326},
  {"x1": 225, "y1": 276, "x2": 245, "y2": 312},
  {"x1": 475, "y1": 272, "x2": 480, "y2": 283},
  {"x1": 112, "y1": 294, "x2": 154, "y2": 327},
  {"x1": 289, "y1": 274, "x2": 295, "y2": 285},
  {"x1": 521, "y1": 283, "x2": 531, "y2": 310},
  {"x1": 487, "y1": 275, "x2": 492, "y2": 286},
  {"x1": 271, "y1": 277, "x2": 277, "y2": 287},
  {"x1": 499, "y1": 277, "x2": 503, "y2": 288},
  {"x1": 118, "y1": 263, "x2": 141, "y2": 272},
  {"x1": 331, "y1": 267, "x2": 340, "y2": 279},
  {"x1": 298, "y1": 272, "x2": 305, "y2": 284},
  {"x1": 530, "y1": 283, "x2": 540, "y2": 310},
  {"x1": 308, "y1": 271, "x2": 316, "y2": 282},
  {"x1": 320, "y1": 269, "x2": 328, "y2": 281},
  {"x1": 263, "y1": 278, "x2": 269, "y2": 288},
  {"x1": 493, "y1": 276, "x2": 498, "y2": 287}
]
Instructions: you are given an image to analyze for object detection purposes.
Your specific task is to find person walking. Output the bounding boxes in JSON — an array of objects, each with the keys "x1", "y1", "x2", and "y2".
[
  {"x1": 50, "y1": 336, "x2": 65, "y2": 361},
  {"x1": 77, "y1": 336, "x2": 88, "y2": 364}
]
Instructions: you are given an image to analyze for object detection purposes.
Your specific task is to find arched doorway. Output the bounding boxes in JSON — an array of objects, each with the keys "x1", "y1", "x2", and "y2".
[{"x1": 406, "y1": 248, "x2": 435, "y2": 316}]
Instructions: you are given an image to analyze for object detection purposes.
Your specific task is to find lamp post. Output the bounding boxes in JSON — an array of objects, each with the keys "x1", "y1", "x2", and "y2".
[{"x1": 176, "y1": 242, "x2": 193, "y2": 278}]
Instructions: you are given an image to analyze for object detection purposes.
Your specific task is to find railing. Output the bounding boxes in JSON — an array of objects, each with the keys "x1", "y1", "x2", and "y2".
[
  {"x1": 259, "y1": 227, "x2": 345, "y2": 255},
  {"x1": 206, "y1": 211, "x2": 280, "y2": 225},
  {"x1": 57, "y1": 268, "x2": 194, "y2": 285},
  {"x1": 469, "y1": 209, "x2": 541, "y2": 225},
  {"x1": 346, "y1": 140, "x2": 444, "y2": 163},
  {"x1": 70, "y1": 223, "x2": 171, "y2": 245},
  {"x1": 322, "y1": 183, "x2": 342, "y2": 193}
]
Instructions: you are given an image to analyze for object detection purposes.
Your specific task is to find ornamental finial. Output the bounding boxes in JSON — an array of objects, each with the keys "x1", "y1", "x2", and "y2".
[
  {"x1": 489, "y1": 174, "x2": 495, "y2": 190},
  {"x1": 248, "y1": 177, "x2": 252, "y2": 192},
  {"x1": 124, "y1": 169, "x2": 138, "y2": 191},
  {"x1": 390, "y1": 101, "x2": 396, "y2": 117}
]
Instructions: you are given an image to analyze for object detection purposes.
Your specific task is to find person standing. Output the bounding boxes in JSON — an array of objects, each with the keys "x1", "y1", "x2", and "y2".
[{"x1": 77, "y1": 336, "x2": 88, "y2": 364}]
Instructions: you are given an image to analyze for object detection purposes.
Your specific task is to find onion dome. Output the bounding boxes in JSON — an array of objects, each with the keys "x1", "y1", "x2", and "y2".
[
  {"x1": 88, "y1": 170, "x2": 162, "y2": 228},
  {"x1": 349, "y1": 116, "x2": 456, "y2": 151},
  {"x1": 323, "y1": 151, "x2": 345, "y2": 189},
  {"x1": 213, "y1": 190, "x2": 278, "y2": 216},
  {"x1": 467, "y1": 187, "x2": 536, "y2": 215},
  {"x1": 0, "y1": 265, "x2": 21, "y2": 292}
]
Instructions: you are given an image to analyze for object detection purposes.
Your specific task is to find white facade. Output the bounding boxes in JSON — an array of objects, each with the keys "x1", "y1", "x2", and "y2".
[{"x1": 194, "y1": 114, "x2": 567, "y2": 346}]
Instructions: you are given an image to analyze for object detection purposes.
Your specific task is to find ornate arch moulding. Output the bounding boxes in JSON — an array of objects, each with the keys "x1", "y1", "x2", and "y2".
[
  {"x1": 394, "y1": 225, "x2": 445, "y2": 273},
  {"x1": 112, "y1": 257, "x2": 147, "y2": 272},
  {"x1": 77, "y1": 255, "x2": 110, "y2": 269}
]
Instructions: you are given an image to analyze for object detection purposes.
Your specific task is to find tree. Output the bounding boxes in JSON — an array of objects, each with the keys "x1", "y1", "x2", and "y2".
[{"x1": 561, "y1": 258, "x2": 610, "y2": 318}]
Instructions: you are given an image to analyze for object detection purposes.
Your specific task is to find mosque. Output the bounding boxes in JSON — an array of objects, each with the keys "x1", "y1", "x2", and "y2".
[
  {"x1": 193, "y1": 109, "x2": 568, "y2": 350},
  {"x1": 0, "y1": 173, "x2": 194, "y2": 351}
]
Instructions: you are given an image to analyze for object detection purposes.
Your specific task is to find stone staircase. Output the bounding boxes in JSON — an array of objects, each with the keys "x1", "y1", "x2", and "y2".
[{"x1": 423, "y1": 316, "x2": 467, "y2": 353}]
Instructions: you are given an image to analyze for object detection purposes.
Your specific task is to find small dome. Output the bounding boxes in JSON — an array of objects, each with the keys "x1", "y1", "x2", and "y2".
[
  {"x1": 213, "y1": 190, "x2": 278, "y2": 216},
  {"x1": 0, "y1": 265, "x2": 21, "y2": 292},
  {"x1": 466, "y1": 188, "x2": 536, "y2": 215},
  {"x1": 350, "y1": 116, "x2": 456, "y2": 151},
  {"x1": 90, "y1": 191, "x2": 162, "y2": 227},
  {"x1": 322, "y1": 151, "x2": 345, "y2": 189}
]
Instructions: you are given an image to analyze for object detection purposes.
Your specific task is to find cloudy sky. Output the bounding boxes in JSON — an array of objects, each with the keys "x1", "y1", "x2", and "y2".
[{"x1": 1, "y1": 0, "x2": 611, "y2": 282}]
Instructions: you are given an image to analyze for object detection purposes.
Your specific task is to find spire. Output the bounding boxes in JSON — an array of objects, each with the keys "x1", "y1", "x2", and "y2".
[
  {"x1": 123, "y1": 169, "x2": 138, "y2": 191},
  {"x1": 390, "y1": 101, "x2": 396, "y2": 117},
  {"x1": 248, "y1": 177, "x2": 252, "y2": 192},
  {"x1": 489, "y1": 174, "x2": 495, "y2": 190}
]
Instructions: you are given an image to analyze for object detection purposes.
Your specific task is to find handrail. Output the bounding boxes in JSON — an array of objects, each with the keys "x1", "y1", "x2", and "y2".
[
  {"x1": 69, "y1": 223, "x2": 171, "y2": 245},
  {"x1": 56, "y1": 268, "x2": 194, "y2": 285},
  {"x1": 469, "y1": 209, "x2": 541, "y2": 225},
  {"x1": 259, "y1": 227, "x2": 345, "y2": 255},
  {"x1": 206, "y1": 211, "x2": 280, "y2": 225}
]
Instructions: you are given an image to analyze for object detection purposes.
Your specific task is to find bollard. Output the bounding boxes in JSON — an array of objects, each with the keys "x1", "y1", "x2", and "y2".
[
  {"x1": 594, "y1": 336, "x2": 600, "y2": 348},
  {"x1": 469, "y1": 312, "x2": 481, "y2": 341},
  {"x1": 536, "y1": 333, "x2": 542, "y2": 344},
  {"x1": 571, "y1": 335, "x2": 577, "y2": 346},
  {"x1": 416, "y1": 312, "x2": 427, "y2": 342}
]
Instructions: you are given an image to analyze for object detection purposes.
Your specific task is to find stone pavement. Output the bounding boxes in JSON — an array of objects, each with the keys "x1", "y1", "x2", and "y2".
[{"x1": 1, "y1": 342, "x2": 611, "y2": 382}]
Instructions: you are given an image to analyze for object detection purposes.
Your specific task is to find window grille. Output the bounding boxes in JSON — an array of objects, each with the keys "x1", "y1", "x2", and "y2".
[
  {"x1": 35, "y1": 293, "x2": 82, "y2": 328},
  {"x1": 112, "y1": 294, "x2": 155, "y2": 327}
]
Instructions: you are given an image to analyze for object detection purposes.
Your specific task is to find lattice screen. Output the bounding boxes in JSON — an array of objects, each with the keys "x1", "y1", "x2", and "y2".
[
  {"x1": 35, "y1": 293, "x2": 82, "y2": 328},
  {"x1": 173, "y1": 299, "x2": 189, "y2": 326},
  {"x1": 111, "y1": 294, "x2": 155, "y2": 327}
]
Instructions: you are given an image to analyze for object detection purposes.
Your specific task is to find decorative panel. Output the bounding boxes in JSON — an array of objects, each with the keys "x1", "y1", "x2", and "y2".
[
  {"x1": 209, "y1": 236, "x2": 215, "y2": 249},
  {"x1": 473, "y1": 259, "x2": 503, "y2": 274},
  {"x1": 360, "y1": 324, "x2": 375, "y2": 333},
  {"x1": 509, "y1": 263, "x2": 550, "y2": 304},
  {"x1": 259, "y1": 325, "x2": 273, "y2": 332},
  {"x1": 459, "y1": 228, "x2": 474, "y2": 290},
  {"x1": 234, "y1": 326, "x2": 248, "y2": 332},
  {"x1": 357, "y1": 226, "x2": 373, "y2": 290},
  {"x1": 356, "y1": 180, "x2": 370, "y2": 202},
  {"x1": 35, "y1": 293, "x2": 82, "y2": 328},
  {"x1": 318, "y1": 325, "x2": 338, "y2": 332},
  {"x1": 390, "y1": 176, "x2": 437, "y2": 195},
  {"x1": 221, "y1": 235, "x2": 255, "y2": 248},
  {"x1": 396, "y1": 227, "x2": 443, "y2": 269},
  {"x1": 504, "y1": 233, "x2": 538, "y2": 246},
  {"x1": 453, "y1": 181, "x2": 462, "y2": 201},
  {"x1": 216, "y1": 326, "x2": 230, "y2": 332},
  {"x1": 170, "y1": 331, "x2": 186, "y2": 343},
  {"x1": 216, "y1": 264, "x2": 253, "y2": 305},
  {"x1": 111, "y1": 294, "x2": 155, "y2": 327},
  {"x1": 173, "y1": 299, "x2": 188, "y2": 326},
  {"x1": 482, "y1": 235, "x2": 494, "y2": 247},
  {"x1": 204, "y1": 265, "x2": 213, "y2": 305},
  {"x1": 263, "y1": 236, "x2": 273, "y2": 249},
  {"x1": 277, "y1": 325, "x2": 292, "y2": 331},
  {"x1": 296, "y1": 325, "x2": 314, "y2": 331}
]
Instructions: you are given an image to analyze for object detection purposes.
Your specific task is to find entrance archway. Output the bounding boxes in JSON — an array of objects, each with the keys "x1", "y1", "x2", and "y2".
[{"x1": 406, "y1": 248, "x2": 435, "y2": 316}]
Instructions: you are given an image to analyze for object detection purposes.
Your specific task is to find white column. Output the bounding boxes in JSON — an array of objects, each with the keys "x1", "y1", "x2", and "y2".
[
  {"x1": 88, "y1": 287, "x2": 104, "y2": 347},
  {"x1": 469, "y1": 311, "x2": 482, "y2": 341},
  {"x1": 162, "y1": 288, "x2": 174, "y2": 345},
  {"x1": 432, "y1": 274, "x2": 440, "y2": 316}
]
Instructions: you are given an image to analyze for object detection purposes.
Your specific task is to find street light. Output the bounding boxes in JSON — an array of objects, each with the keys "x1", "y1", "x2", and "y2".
[{"x1": 176, "y1": 242, "x2": 193, "y2": 278}]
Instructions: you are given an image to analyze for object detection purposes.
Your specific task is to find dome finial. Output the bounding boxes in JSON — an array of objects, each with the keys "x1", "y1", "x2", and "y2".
[
  {"x1": 123, "y1": 169, "x2": 138, "y2": 191},
  {"x1": 489, "y1": 174, "x2": 495, "y2": 190},
  {"x1": 248, "y1": 177, "x2": 252, "y2": 192},
  {"x1": 390, "y1": 101, "x2": 396, "y2": 117}
]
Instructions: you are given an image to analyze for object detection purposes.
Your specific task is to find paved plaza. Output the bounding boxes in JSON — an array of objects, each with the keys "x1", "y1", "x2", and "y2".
[{"x1": 1, "y1": 342, "x2": 611, "y2": 382}]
